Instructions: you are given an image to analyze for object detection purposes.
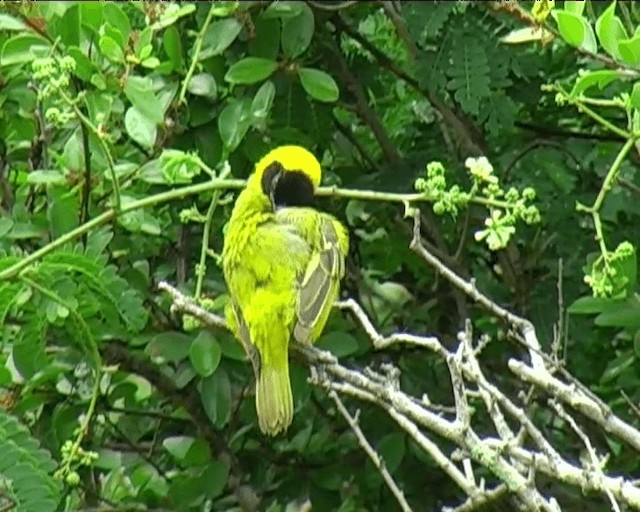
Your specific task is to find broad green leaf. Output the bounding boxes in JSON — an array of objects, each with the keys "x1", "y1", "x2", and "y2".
[
  {"x1": 189, "y1": 331, "x2": 222, "y2": 377},
  {"x1": 570, "y1": 69, "x2": 620, "y2": 98},
  {"x1": 600, "y1": 350, "x2": 634, "y2": 384},
  {"x1": 618, "y1": 35, "x2": 640, "y2": 66},
  {"x1": 123, "y1": 76, "x2": 164, "y2": 124},
  {"x1": 98, "y1": 35, "x2": 124, "y2": 63},
  {"x1": 595, "y1": 300, "x2": 640, "y2": 328},
  {"x1": 163, "y1": 436, "x2": 194, "y2": 462},
  {"x1": 201, "y1": 461, "x2": 229, "y2": 499},
  {"x1": 0, "y1": 13, "x2": 27, "y2": 31},
  {"x1": 552, "y1": 10, "x2": 597, "y2": 53},
  {"x1": 163, "y1": 25, "x2": 183, "y2": 71},
  {"x1": 218, "y1": 98, "x2": 251, "y2": 151},
  {"x1": 564, "y1": 0, "x2": 586, "y2": 16},
  {"x1": 150, "y1": 3, "x2": 196, "y2": 30},
  {"x1": 316, "y1": 331, "x2": 359, "y2": 357},
  {"x1": 125, "y1": 107, "x2": 157, "y2": 149},
  {"x1": 135, "y1": 27, "x2": 153, "y2": 57},
  {"x1": 103, "y1": 3, "x2": 130, "y2": 44},
  {"x1": 251, "y1": 80, "x2": 275, "y2": 124},
  {"x1": 0, "y1": 217, "x2": 14, "y2": 238},
  {"x1": 68, "y1": 46, "x2": 96, "y2": 81},
  {"x1": 198, "y1": 369, "x2": 231, "y2": 428},
  {"x1": 146, "y1": 332, "x2": 192, "y2": 364},
  {"x1": 224, "y1": 57, "x2": 278, "y2": 84},
  {"x1": 200, "y1": 18, "x2": 243, "y2": 59},
  {"x1": 281, "y1": 3, "x2": 314, "y2": 58},
  {"x1": 1, "y1": 34, "x2": 50, "y2": 67},
  {"x1": 48, "y1": 190, "x2": 78, "y2": 239},
  {"x1": 568, "y1": 296, "x2": 616, "y2": 314},
  {"x1": 631, "y1": 82, "x2": 640, "y2": 110},
  {"x1": 211, "y1": 1, "x2": 239, "y2": 17},
  {"x1": 187, "y1": 73, "x2": 217, "y2": 99},
  {"x1": 263, "y1": 1, "x2": 303, "y2": 19},
  {"x1": 58, "y1": 4, "x2": 81, "y2": 47},
  {"x1": 26, "y1": 170, "x2": 66, "y2": 186},
  {"x1": 298, "y1": 67, "x2": 339, "y2": 102},
  {"x1": 377, "y1": 433, "x2": 406, "y2": 474},
  {"x1": 595, "y1": 0, "x2": 627, "y2": 60},
  {"x1": 250, "y1": 16, "x2": 280, "y2": 60}
]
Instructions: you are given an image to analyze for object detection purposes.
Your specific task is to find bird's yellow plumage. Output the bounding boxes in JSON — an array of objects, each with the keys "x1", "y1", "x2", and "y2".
[{"x1": 222, "y1": 145, "x2": 348, "y2": 436}]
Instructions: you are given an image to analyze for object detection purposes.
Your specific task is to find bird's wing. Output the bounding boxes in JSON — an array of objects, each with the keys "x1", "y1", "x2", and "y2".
[{"x1": 275, "y1": 209, "x2": 347, "y2": 344}]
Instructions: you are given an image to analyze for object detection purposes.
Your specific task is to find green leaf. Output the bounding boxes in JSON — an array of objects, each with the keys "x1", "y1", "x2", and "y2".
[
  {"x1": 224, "y1": 57, "x2": 278, "y2": 84},
  {"x1": 163, "y1": 25, "x2": 183, "y2": 71},
  {"x1": 125, "y1": 107, "x2": 157, "y2": 149},
  {"x1": 48, "y1": 189, "x2": 78, "y2": 239},
  {"x1": 298, "y1": 67, "x2": 339, "y2": 102},
  {"x1": 123, "y1": 76, "x2": 164, "y2": 124},
  {"x1": 251, "y1": 80, "x2": 275, "y2": 124},
  {"x1": 146, "y1": 332, "x2": 192, "y2": 364},
  {"x1": 201, "y1": 461, "x2": 229, "y2": 499},
  {"x1": 218, "y1": 98, "x2": 252, "y2": 151},
  {"x1": 198, "y1": 369, "x2": 231, "y2": 428},
  {"x1": 376, "y1": 432, "x2": 406, "y2": 474},
  {"x1": 570, "y1": 69, "x2": 621, "y2": 98},
  {"x1": 68, "y1": 46, "x2": 96, "y2": 81},
  {"x1": 189, "y1": 331, "x2": 222, "y2": 377},
  {"x1": 150, "y1": 3, "x2": 196, "y2": 30},
  {"x1": 58, "y1": 4, "x2": 81, "y2": 47},
  {"x1": 595, "y1": 300, "x2": 640, "y2": 328},
  {"x1": 281, "y1": 3, "x2": 314, "y2": 58},
  {"x1": 187, "y1": 73, "x2": 217, "y2": 99},
  {"x1": 564, "y1": 0, "x2": 586, "y2": 16},
  {"x1": 99, "y1": 35, "x2": 125, "y2": 63},
  {"x1": 1, "y1": 34, "x2": 50, "y2": 67},
  {"x1": 553, "y1": 10, "x2": 597, "y2": 53},
  {"x1": 163, "y1": 436, "x2": 194, "y2": 462},
  {"x1": 568, "y1": 296, "x2": 615, "y2": 314},
  {"x1": 316, "y1": 331, "x2": 359, "y2": 357},
  {"x1": 618, "y1": 35, "x2": 640, "y2": 66},
  {"x1": 103, "y1": 3, "x2": 131, "y2": 45},
  {"x1": 26, "y1": 170, "x2": 66, "y2": 186},
  {"x1": 595, "y1": 0, "x2": 627, "y2": 59},
  {"x1": 631, "y1": 82, "x2": 640, "y2": 110},
  {"x1": 200, "y1": 18, "x2": 243, "y2": 59},
  {"x1": 0, "y1": 217, "x2": 14, "y2": 238},
  {"x1": 264, "y1": 1, "x2": 303, "y2": 19},
  {"x1": 0, "y1": 13, "x2": 27, "y2": 31}
]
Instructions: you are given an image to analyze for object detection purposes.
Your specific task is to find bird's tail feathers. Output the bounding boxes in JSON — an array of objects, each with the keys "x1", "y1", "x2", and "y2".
[{"x1": 255, "y1": 356, "x2": 293, "y2": 436}]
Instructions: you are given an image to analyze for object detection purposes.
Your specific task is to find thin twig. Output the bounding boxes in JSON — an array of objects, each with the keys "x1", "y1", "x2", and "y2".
[{"x1": 330, "y1": 392, "x2": 414, "y2": 512}]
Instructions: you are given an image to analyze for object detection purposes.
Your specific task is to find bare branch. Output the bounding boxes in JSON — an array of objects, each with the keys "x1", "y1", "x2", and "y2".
[{"x1": 329, "y1": 391, "x2": 414, "y2": 512}]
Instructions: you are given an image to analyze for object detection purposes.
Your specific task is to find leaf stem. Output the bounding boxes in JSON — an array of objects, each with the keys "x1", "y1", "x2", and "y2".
[
  {"x1": 195, "y1": 163, "x2": 232, "y2": 299},
  {"x1": 178, "y1": 3, "x2": 217, "y2": 105}
]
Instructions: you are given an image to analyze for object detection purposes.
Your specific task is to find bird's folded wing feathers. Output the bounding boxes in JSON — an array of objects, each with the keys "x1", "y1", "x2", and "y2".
[{"x1": 294, "y1": 218, "x2": 345, "y2": 344}]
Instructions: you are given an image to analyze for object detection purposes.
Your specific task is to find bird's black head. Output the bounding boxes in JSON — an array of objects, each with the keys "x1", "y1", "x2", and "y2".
[{"x1": 261, "y1": 161, "x2": 315, "y2": 210}]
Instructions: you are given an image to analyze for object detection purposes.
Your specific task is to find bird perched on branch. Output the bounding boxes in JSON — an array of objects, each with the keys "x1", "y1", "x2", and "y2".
[{"x1": 222, "y1": 145, "x2": 349, "y2": 436}]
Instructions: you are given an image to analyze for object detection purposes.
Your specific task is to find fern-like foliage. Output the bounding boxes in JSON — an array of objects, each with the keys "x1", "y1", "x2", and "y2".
[
  {"x1": 447, "y1": 35, "x2": 491, "y2": 116},
  {"x1": 0, "y1": 411, "x2": 61, "y2": 512}
]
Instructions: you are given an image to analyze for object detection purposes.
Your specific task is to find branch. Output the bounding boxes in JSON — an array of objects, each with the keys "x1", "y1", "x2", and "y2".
[{"x1": 329, "y1": 391, "x2": 414, "y2": 512}]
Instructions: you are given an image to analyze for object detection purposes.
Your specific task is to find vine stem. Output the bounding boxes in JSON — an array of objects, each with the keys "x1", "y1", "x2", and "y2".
[
  {"x1": 194, "y1": 163, "x2": 232, "y2": 300},
  {"x1": 178, "y1": 3, "x2": 217, "y2": 105},
  {"x1": 57, "y1": 89, "x2": 121, "y2": 211},
  {"x1": 588, "y1": 137, "x2": 636, "y2": 263},
  {"x1": 0, "y1": 178, "x2": 518, "y2": 282}
]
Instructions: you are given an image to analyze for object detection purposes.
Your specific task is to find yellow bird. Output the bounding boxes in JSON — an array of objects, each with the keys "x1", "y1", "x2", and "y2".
[{"x1": 222, "y1": 146, "x2": 349, "y2": 436}]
